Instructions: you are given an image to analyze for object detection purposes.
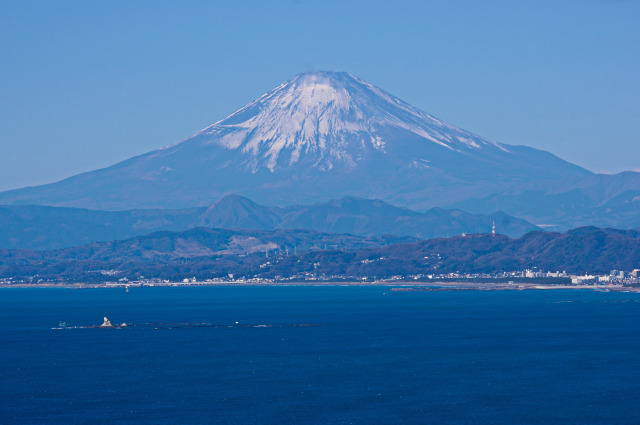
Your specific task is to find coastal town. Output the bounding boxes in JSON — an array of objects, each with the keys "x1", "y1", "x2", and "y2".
[{"x1": 3, "y1": 268, "x2": 640, "y2": 290}]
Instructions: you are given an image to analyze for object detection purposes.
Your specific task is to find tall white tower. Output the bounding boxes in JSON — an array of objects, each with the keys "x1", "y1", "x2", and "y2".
[{"x1": 492, "y1": 220, "x2": 496, "y2": 236}]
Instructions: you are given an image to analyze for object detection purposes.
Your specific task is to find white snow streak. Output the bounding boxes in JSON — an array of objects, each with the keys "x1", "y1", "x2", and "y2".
[{"x1": 173, "y1": 71, "x2": 511, "y2": 169}]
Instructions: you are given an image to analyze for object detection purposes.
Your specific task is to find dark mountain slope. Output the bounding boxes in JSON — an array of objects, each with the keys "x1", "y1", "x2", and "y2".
[
  {"x1": 200, "y1": 195, "x2": 538, "y2": 238},
  {"x1": 0, "y1": 196, "x2": 537, "y2": 250},
  {"x1": 263, "y1": 227, "x2": 640, "y2": 277},
  {"x1": 2, "y1": 227, "x2": 638, "y2": 282},
  {"x1": 0, "y1": 227, "x2": 414, "y2": 282}
]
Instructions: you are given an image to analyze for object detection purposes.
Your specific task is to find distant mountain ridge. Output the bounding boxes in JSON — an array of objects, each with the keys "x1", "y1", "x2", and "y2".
[
  {"x1": 200, "y1": 195, "x2": 537, "y2": 238},
  {"x1": 0, "y1": 227, "x2": 414, "y2": 282},
  {"x1": 0, "y1": 195, "x2": 537, "y2": 250},
  {"x1": 0, "y1": 204, "x2": 201, "y2": 250},
  {"x1": 453, "y1": 171, "x2": 640, "y2": 229},
  {"x1": 279, "y1": 227, "x2": 640, "y2": 277},
  {"x1": 0, "y1": 71, "x2": 589, "y2": 211},
  {"x1": 2, "y1": 226, "x2": 638, "y2": 282}
]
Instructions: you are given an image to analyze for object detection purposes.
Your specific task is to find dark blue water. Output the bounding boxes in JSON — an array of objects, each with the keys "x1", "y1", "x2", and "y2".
[{"x1": 1, "y1": 286, "x2": 640, "y2": 424}]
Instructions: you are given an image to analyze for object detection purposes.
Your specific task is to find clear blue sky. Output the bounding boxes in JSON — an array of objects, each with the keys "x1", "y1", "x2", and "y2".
[{"x1": 1, "y1": 0, "x2": 638, "y2": 191}]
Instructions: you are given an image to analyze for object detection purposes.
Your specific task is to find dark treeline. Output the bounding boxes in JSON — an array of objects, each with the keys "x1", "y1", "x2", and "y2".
[{"x1": 1, "y1": 226, "x2": 639, "y2": 283}]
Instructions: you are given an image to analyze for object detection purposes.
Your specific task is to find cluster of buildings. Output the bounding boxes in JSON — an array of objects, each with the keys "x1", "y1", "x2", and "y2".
[
  {"x1": 505, "y1": 269, "x2": 640, "y2": 284},
  {"x1": 568, "y1": 269, "x2": 640, "y2": 285},
  {"x1": 160, "y1": 269, "x2": 640, "y2": 286},
  {"x1": 3, "y1": 269, "x2": 640, "y2": 287}
]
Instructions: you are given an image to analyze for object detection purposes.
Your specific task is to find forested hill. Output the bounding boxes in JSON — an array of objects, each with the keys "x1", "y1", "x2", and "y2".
[
  {"x1": 286, "y1": 226, "x2": 640, "y2": 278},
  {"x1": 1, "y1": 227, "x2": 639, "y2": 283}
]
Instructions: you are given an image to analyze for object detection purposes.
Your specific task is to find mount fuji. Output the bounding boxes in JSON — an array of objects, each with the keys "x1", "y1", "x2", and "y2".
[{"x1": 0, "y1": 71, "x2": 591, "y2": 210}]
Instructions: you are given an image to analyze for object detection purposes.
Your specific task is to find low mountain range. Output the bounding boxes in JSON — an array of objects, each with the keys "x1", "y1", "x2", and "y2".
[
  {"x1": 0, "y1": 195, "x2": 536, "y2": 250},
  {"x1": 0, "y1": 227, "x2": 412, "y2": 282},
  {"x1": 2, "y1": 226, "x2": 638, "y2": 282},
  {"x1": 199, "y1": 195, "x2": 536, "y2": 239},
  {"x1": 453, "y1": 171, "x2": 640, "y2": 230},
  {"x1": 292, "y1": 227, "x2": 640, "y2": 277}
]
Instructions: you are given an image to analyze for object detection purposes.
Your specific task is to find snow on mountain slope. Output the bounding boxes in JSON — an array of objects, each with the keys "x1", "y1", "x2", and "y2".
[
  {"x1": 180, "y1": 71, "x2": 508, "y2": 172},
  {"x1": 0, "y1": 71, "x2": 591, "y2": 210}
]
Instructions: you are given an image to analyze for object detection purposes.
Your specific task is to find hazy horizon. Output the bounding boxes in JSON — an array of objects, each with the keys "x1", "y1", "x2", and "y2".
[{"x1": 1, "y1": 0, "x2": 638, "y2": 191}]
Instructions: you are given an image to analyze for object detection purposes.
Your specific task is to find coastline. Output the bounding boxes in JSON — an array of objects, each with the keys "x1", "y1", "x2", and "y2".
[{"x1": 2, "y1": 281, "x2": 639, "y2": 292}]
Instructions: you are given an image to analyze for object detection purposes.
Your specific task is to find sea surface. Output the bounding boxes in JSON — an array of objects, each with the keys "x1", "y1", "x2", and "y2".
[{"x1": 1, "y1": 286, "x2": 640, "y2": 424}]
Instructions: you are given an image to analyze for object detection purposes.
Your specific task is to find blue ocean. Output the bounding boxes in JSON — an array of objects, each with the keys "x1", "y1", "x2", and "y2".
[{"x1": 1, "y1": 286, "x2": 639, "y2": 424}]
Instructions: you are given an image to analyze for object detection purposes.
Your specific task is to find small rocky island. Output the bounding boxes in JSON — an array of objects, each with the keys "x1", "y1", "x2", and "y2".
[{"x1": 100, "y1": 317, "x2": 127, "y2": 328}]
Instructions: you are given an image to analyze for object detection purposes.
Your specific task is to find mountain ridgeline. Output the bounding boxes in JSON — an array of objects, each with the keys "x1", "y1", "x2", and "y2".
[
  {"x1": 1, "y1": 227, "x2": 638, "y2": 282},
  {"x1": 0, "y1": 227, "x2": 413, "y2": 282},
  {"x1": 0, "y1": 72, "x2": 592, "y2": 212},
  {"x1": 0, "y1": 195, "x2": 535, "y2": 250},
  {"x1": 0, "y1": 70, "x2": 637, "y2": 230}
]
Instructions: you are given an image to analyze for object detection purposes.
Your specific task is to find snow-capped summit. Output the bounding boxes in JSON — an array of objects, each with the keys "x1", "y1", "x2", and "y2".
[
  {"x1": 0, "y1": 71, "x2": 591, "y2": 210},
  {"x1": 181, "y1": 71, "x2": 505, "y2": 173}
]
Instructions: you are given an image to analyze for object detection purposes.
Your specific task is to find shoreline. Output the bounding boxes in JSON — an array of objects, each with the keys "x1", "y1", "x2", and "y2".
[{"x1": 2, "y1": 281, "x2": 639, "y2": 292}]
